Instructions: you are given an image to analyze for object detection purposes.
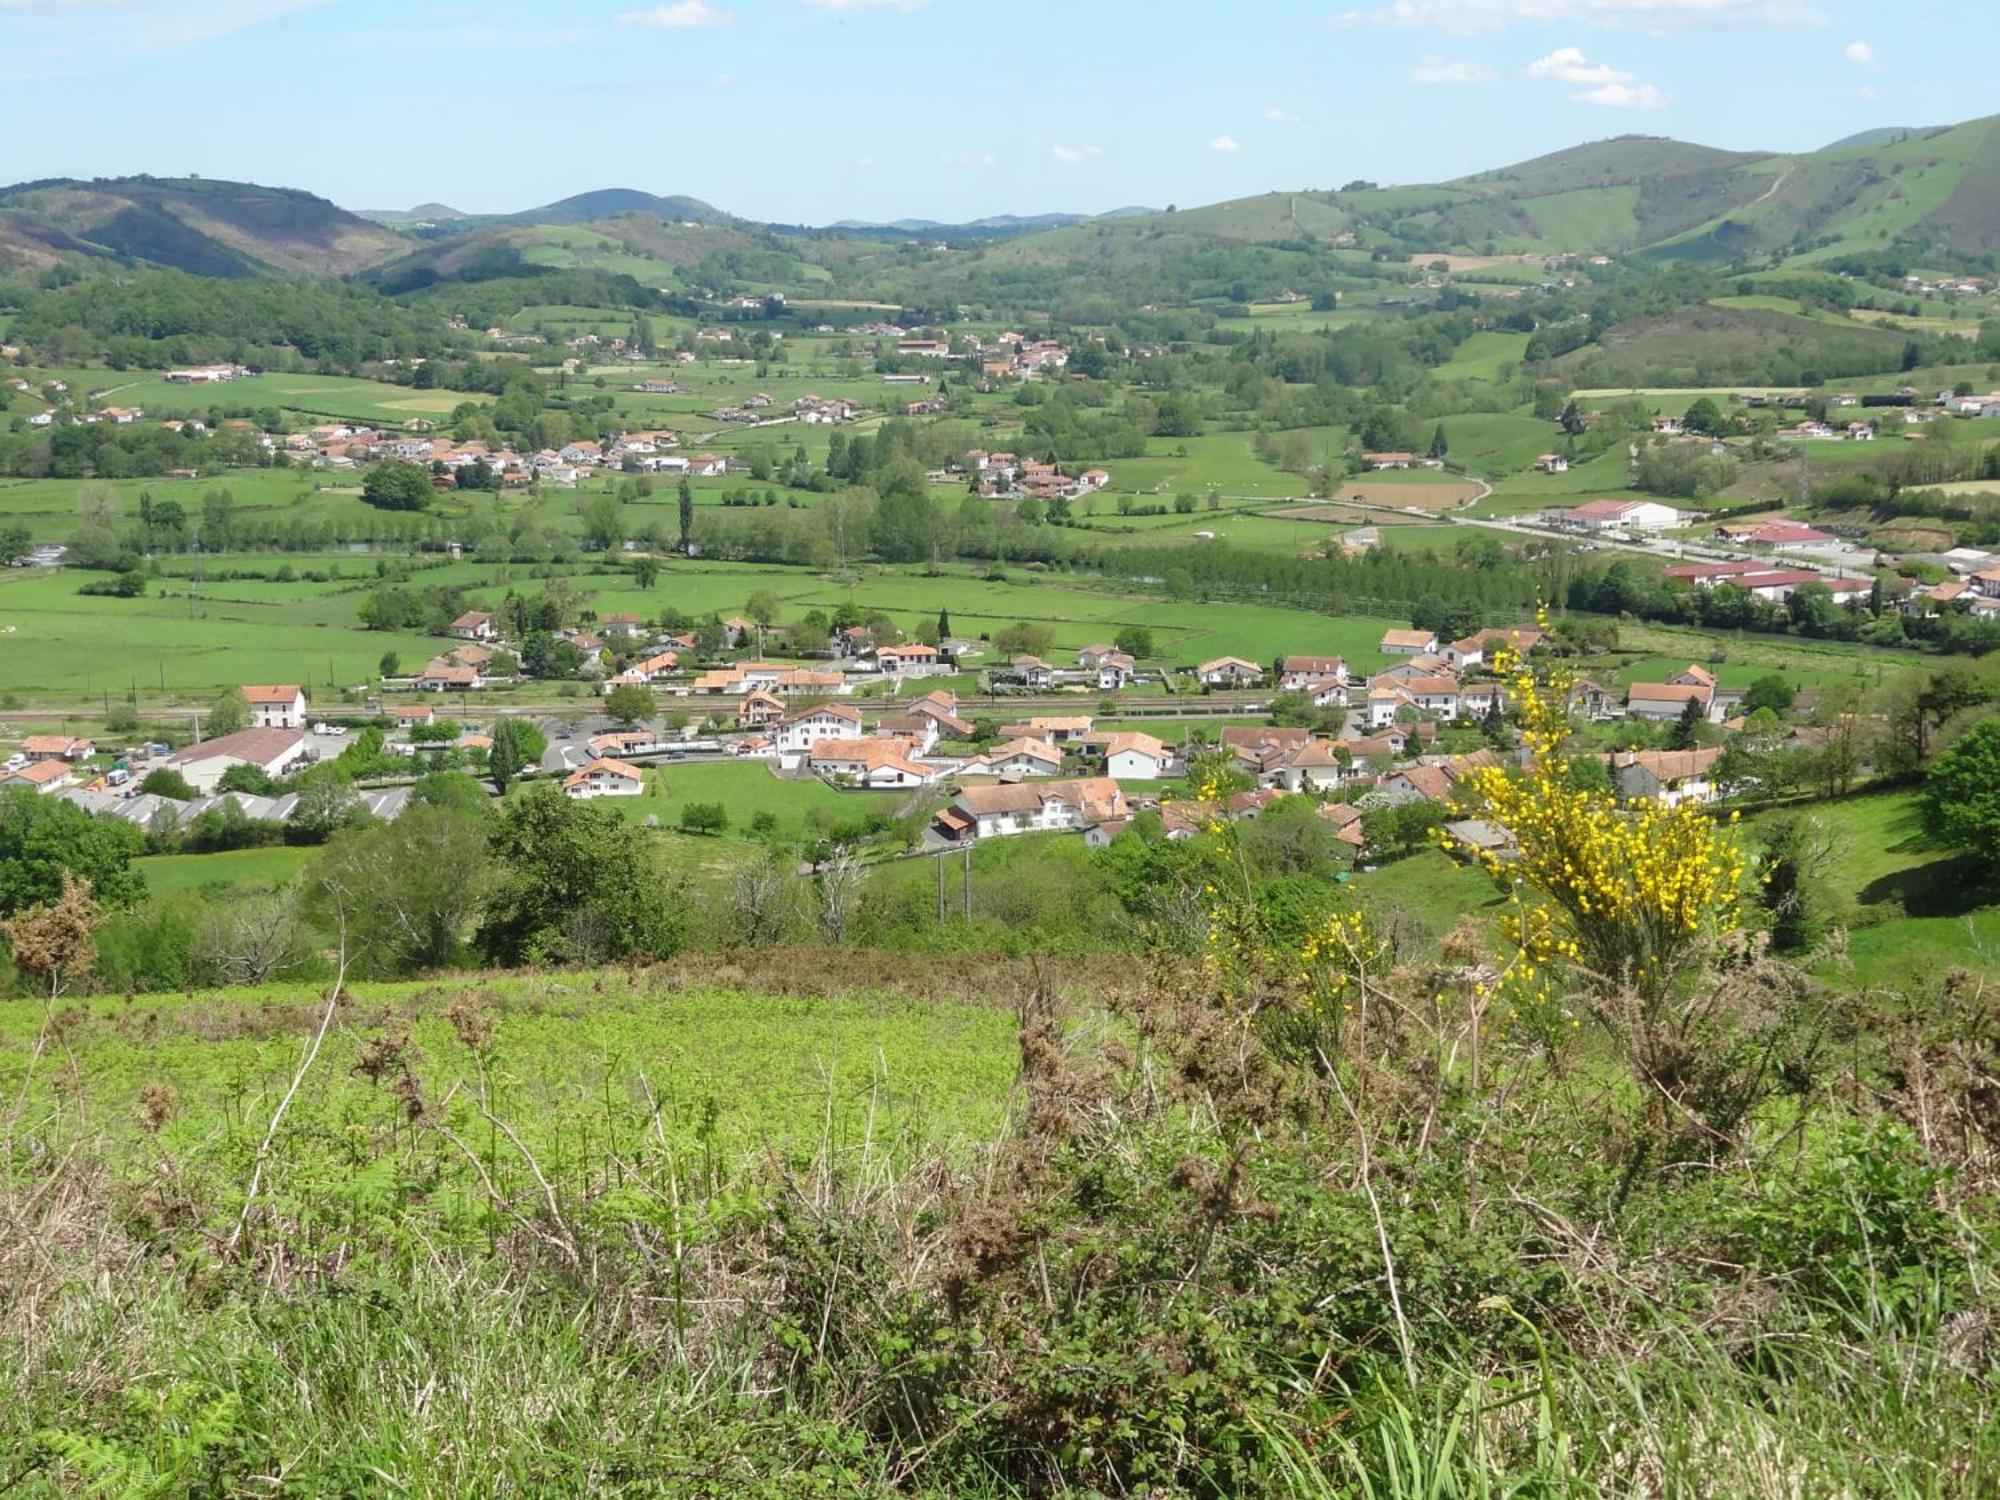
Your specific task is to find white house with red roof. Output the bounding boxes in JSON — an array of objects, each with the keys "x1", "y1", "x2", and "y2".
[{"x1": 241, "y1": 685, "x2": 308, "y2": 730}]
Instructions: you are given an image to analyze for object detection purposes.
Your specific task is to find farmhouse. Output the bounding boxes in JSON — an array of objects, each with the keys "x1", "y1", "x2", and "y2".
[
  {"x1": 450, "y1": 611, "x2": 498, "y2": 642},
  {"x1": 563, "y1": 757, "x2": 646, "y2": 799},
  {"x1": 241, "y1": 684, "x2": 308, "y2": 730},
  {"x1": 1196, "y1": 656, "x2": 1265, "y2": 689},
  {"x1": 1379, "y1": 628, "x2": 1439, "y2": 656},
  {"x1": 167, "y1": 728, "x2": 309, "y2": 795},
  {"x1": 932, "y1": 777, "x2": 1128, "y2": 843}
]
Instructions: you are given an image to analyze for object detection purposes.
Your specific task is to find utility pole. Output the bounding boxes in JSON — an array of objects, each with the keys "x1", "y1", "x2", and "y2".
[
  {"x1": 961, "y1": 845, "x2": 972, "y2": 920},
  {"x1": 936, "y1": 852, "x2": 945, "y2": 922}
]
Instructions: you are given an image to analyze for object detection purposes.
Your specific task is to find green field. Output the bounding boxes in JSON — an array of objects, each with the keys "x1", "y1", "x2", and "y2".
[
  {"x1": 1743, "y1": 789, "x2": 1999, "y2": 987},
  {"x1": 548, "y1": 758, "x2": 918, "y2": 837},
  {"x1": 137, "y1": 845, "x2": 316, "y2": 895},
  {"x1": 0, "y1": 973, "x2": 1017, "y2": 1182}
]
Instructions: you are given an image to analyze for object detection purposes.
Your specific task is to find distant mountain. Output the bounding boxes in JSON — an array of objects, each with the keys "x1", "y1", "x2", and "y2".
[
  {"x1": 0, "y1": 175, "x2": 407, "y2": 276},
  {"x1": 505, "y1": 189, "x2": 733, "y2": 227},
  {"x1": 358, "y1": 202, "x2": 471, "y2": 228},
  {"x1": 821, "y1": 208, "x2": 1158, "y2": 239}
]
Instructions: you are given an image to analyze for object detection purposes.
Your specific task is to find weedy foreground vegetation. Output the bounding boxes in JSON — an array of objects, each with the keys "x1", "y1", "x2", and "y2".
[{"x1": 0, "y1": 718, "x2": 1995, "y2": 1496}]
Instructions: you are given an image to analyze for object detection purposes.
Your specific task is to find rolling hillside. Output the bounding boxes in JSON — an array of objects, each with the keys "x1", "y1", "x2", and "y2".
[
  {"x1": 962, "y1": 116, "x2": 2000, "y2": 275},
  {"x1": 0, "y1": 176, "x2": 408, "y2": 276}
]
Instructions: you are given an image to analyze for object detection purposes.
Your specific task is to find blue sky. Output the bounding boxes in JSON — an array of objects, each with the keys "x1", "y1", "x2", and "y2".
[{"x1": 0, "y1": 0, "x2": 1993, "y2": 223}]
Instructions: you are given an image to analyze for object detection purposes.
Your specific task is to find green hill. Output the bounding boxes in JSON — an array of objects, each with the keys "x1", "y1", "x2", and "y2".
[
  {"x1": 969, "y1": 115, "x2": 2000, "y2": 275},
  {"x1": 0, "y1": 175, "x2": 409, "y2": 277}
]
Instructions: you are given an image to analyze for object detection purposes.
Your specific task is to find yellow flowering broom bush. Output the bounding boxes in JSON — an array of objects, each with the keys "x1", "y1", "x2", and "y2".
[{"x1": 1444, "y1": 627, "x2": 1746, "y2": 1019}]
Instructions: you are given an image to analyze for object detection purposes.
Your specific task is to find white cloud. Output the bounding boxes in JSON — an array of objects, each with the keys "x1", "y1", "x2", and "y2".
[
  {"x1": 1263, "y1": 106, "x2": 1302, "y2": 124},
  {"x1": 711, "y1": 70, "x2": 737, "y2": 87},
  {"x1": 1574, "y1": 80, "x2": 1668, "y2": 108},
  {"x1": 944, "y1": 151, "x2": 998, "y2": 168},
  {"x1": 1410, "y1": 54, "x2": 1497, "y2": 82},
  {"x1": 1524, "y1": 46, "x2": 1631, "y2": 84},
  {"x1": 1858, "y1": 84, "x2": 1879, "y2": 101},
  {"x1": 854, "y1": 155, "x2": 876, "y2": 169},
  {"x1": 1331, "y1": 0, "x2": 1828, "y2": 33},
  {"x1": 1050, "y1": 144, "x2": 1103, "y2": 166},
  {"x1": 803, "y1": 0, "x2": 927, "y2": 10},
  {"x1": 618, "y1": 1, "x2": 731, "y2": 28},
  {"x1": 1209, "y1": 133, "x2": 1241, "y2": 152},
  {"x1": 1843, "y1": 39, "x2": 1877, "y2": 66}
]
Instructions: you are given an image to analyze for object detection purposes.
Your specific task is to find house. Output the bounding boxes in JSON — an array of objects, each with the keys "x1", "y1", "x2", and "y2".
[
  {"x1": 1, "y1": 758, "x2": 75, "y2": 794},
  {"x1": 1008, "y1": 656, "x2": 1056, "y2": 691},
  {"x1": 563, "y1": 756, "x2": 646, "y2": 799},
  {"x1": 588, "y1": 729, "x2": 656, "y2": 759},
  {"x1": 1555, "y1": 498, "x2": 1680, "y2": 532},
  {"x1": 1266, "y1": 740, "x2": 1346, "y2": 792},
  {"x1": 1363, "y1": 452, "x2": 1416, "y2": 470},
  {"x1": 1534, "y1": 453, "x2": 1570, "y2": 474},
  {"x1": 1100, "y1": 732, "x2": 1172, "y2": 781},
  {"x1": 395, "y1": 704, "x2": 436, "y2": 727},
  {"x1": 21, "y1": 735, "x2": 93, "y2": 762},
  {"x1": 1196, "y1": 656, "x2": 1265, "y2": 689},
  {"x1": 809, "y1": 738, "x2": 937, "y2": 788},
  {"x1": 1382, "y1": 764, "x2": 1457, "y2": 806},
  {"x1": 1379, "y1": 628, "x2": 1439, "y2": 656},
  {"x1": 1222, "y1": 726, "x2": 1311, "y2": 769},
  {"x1": 874, "y1": 713, "x2": 941, "y2": 755},
  {"x1": 1003, "y1": 715, "x2": 1092, "y2": 745},
  {"x1": 907, "y1": 691, "x2": 975, "y2": 740},
  {"x1": 1318, "y1": 800, "x2": 1367, "y2": 850},
  {"x1": 241, "y1": 685, "x2": 308, "y2": 730},
  {"x1": 1277, "y1": 655, "x2": 1349, "y2": 690},
  {"x1": 933, "y1": 777, "x2": 1128, "y2": 843},
  {"x1": 977, "y1": 738, "x2": 1065, "y2": 778},
  {"x1": 736, "y1": 689, "x2": 787, "y2": 727},
  {"x1": 1088, "y1": 651, "x2": 1137, "y2": 689},
  {"x1": 450, "y1": 611, "x2": 497, "y2": 642},
  {"x1": 418, "y1": 663, "x2": 482, "y2": 693},
  {"x1": 1624, "y1": 677, "x2": 1714, "y2": 722},
  {"x1": 598, "y1": 612, "x2": 647, "y2": 641},
  {"x1": 1609, "y1": 747, "x2": 1722, "y2": 808},
  {"x1": 167, "y1": 728, "x2": 309, "y2": 795},
  {"x1": 609, "y1": 650, "x2": 681, "y2": 688},
  {"x1": 877, "y1": 643, "x2": 944, "y2": 676},
  {"x1": 773, "y1": 702, "x2": 865, "y2": 755},
  {"x1": 684, "y1": 454, "x2": 728, "y2": 478}
]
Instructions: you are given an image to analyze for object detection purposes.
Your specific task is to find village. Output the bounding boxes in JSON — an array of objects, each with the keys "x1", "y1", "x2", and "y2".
[{"x1": 0, "y1": 587, "x2": 1826, "y2": 876}]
